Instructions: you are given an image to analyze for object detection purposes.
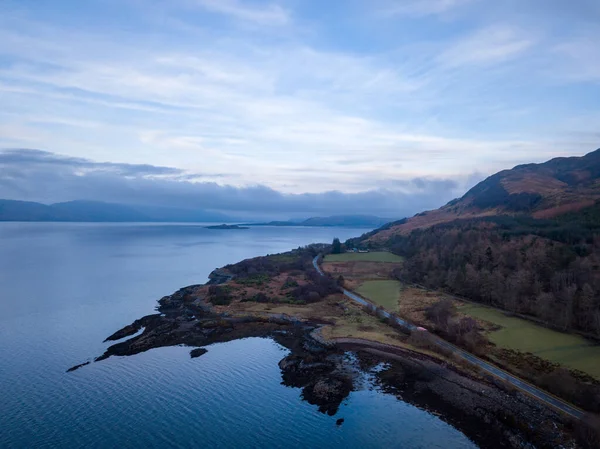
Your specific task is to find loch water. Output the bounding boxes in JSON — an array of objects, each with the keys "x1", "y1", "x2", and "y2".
[{"x1": 0, "y1": 223, "x2": 477, "y2": 448}]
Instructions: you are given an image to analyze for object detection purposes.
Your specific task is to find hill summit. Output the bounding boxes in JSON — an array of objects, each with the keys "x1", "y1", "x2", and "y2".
[{"x1": 371, "y1": 148, "x2": 600, "y2": 240}]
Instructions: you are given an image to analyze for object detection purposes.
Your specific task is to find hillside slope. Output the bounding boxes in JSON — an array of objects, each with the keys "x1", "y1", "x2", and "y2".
[
  {"x1": 349, "y1": 148, "x2": 600, "y2": 339},
  {"x1": 370, "y1": 148, "x2": 600, "y2": 241}
]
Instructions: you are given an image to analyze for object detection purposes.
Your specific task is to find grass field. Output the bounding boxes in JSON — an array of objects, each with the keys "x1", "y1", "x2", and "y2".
[
  {"x1": 325, "y1": 252, "x2": 404, "y2": 263},
  {"x1": 356, "y1": 280, "x2": 402, "y2": 311},
  {"x1": 460, "y1": 304, "x2": 600, "y2": 379}
]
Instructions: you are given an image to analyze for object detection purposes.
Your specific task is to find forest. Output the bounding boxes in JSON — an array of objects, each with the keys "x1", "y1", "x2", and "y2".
[{"x1": 362, "y1": 207, "x2": 600, "y2": 337}]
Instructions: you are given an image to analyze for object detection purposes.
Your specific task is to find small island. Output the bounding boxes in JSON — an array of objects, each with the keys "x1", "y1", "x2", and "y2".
[{"x1": 205, "y1": 224, "x2": 249, "y2": 230}]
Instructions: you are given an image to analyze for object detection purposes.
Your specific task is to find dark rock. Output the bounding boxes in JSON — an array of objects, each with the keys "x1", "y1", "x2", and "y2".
[
  {"x1": 190, "y1": 348, "x2": 208, "y2": 358},
  {"x1": 336, "y1": 418, "x2": 344, "y2": 426},
  {"x1": 306, "y1": 376, "x2": 353, "y2": 415},
  {"x1": 104, "y1": 321, "x2": 142, "y2": 342},
  {"x1": 207, "y1": 269, "x2": 234, "y2": 285},
  {"x1": 104, "y1": 314, "x2": 161, "y2": 342},
  {"x1": 66, "y1": 361, "x2": 90, "y2": 372}
]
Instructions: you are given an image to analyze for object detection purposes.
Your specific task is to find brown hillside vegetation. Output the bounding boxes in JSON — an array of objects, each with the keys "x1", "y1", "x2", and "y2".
[
  {"x1": 344, "y1": 149, "x2": 600, "y2": 414},
  {"x1": 367, "y1": 148, "x2": 600, "y2": 241},
  {"x1": 349, "y1": 149, "x2": 600, "y2": 338}
]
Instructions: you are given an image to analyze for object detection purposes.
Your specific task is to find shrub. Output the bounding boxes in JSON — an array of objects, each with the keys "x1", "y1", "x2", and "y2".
[
  {"x1": 282, "y1": 277, "x2": 299, "y2": 289},
  {"x1": 332, "y1": 238, "x2": 342, "y2": 254},
  {"x1": 538, "y1": 368, "x2": 600, "y2": 412},
  {"x1": 407, "y1": 330, "x2": 453, "y2": 358},
  {"x1": 208, "y1": 285, "x2": 233, "y2": 305},
  {"x1": 290, "y1": 271, "x2": 340, "y2": 302},
  {"x1": 237, "y1": 274, "x2": 271, "y2": 286},
  {"x1": 425, "y1": 299, "x2": 456, "y2": 329},
  {"x1": 575, "y1": 414, "x2": 600, "y2": 449},
  {"x1": 407, "y1": 330, "x2": 437, "y2": 350},
  {"x1": 241, "y1": 292, "x2": 272, "y2": 303}
]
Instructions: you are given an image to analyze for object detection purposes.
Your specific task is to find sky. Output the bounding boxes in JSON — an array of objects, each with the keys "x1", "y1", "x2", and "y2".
[{"x1": 1, "y1": 0, "x2": 599, "y2": 219}]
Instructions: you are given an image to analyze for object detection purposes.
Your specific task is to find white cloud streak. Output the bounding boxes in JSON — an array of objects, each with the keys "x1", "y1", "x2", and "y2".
[
  {"x1": 438, "y1": 25, "x2": 535, "y2": 67},
  {"x1": 193, "y1": 0, "x2": 290, "y2": 25},
  {"x1": 0, "y1": 0, "x2": 597, "y2": 198},
  {"x1": 380, "y1": 0, "x2": 476, "y2": 17}
]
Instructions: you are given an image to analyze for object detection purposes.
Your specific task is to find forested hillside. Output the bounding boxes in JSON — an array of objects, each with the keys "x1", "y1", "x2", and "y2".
[
  {"x1": 349, "y1": 150, "x2": 600, "y2": 338},
  {"x1": 385, "y1": 212, "x2": 600, "y2": 336}
]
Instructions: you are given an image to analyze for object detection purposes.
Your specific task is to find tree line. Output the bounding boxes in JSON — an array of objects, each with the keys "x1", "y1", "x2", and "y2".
[{"x1": 378, "y1": 216, "x2": 600, "y2": 337}]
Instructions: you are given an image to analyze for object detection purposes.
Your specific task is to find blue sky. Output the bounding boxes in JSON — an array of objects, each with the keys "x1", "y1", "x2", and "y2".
[{"x1": 0, "y1": 0, "x2": 599, "y2": 217}]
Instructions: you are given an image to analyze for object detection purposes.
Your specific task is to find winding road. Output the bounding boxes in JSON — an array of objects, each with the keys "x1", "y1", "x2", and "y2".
[{"x1": 313, "y1": 255, "x2": 584, "y2": 420}]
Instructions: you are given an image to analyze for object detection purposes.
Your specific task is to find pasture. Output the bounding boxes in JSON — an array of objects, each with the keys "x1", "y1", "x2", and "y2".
[
  {"x1": 460, "y1": 304, "x2": 600, "y2": 379},
  {"x1": 356, "y1": 280, "x2": 402, "y2": 311}
]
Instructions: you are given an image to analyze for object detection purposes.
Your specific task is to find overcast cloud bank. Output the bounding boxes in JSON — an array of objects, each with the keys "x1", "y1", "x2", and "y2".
[{"x1": 0, "y1": 149, "x2": 478, "y2": 220}]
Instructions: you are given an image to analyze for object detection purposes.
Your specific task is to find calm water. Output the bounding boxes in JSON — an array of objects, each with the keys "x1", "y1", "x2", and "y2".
[{"x1": 0, "y1": 223, "x2": 477, "y2": 448}]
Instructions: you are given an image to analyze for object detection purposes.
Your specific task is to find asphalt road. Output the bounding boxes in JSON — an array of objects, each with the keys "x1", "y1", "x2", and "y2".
[{"x1": 313, "y1": 255, "x2": 584, "y2": 420}]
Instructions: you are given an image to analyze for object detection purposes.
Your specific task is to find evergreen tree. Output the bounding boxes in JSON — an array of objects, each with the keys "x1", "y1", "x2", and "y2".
[{"x1": 332, "y1": 238, "x2": 342, "y2": 254}]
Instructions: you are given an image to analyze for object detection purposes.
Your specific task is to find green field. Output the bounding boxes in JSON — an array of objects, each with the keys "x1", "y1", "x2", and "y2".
[
  {"x1": 325, "y1": 252, "x2": 404, "y2": 263},
  {"x1": 356, "y1": 280, "x2": 402, "y2": 311},
  {"x1": 460, "y1": 304, "x2": 600, "y2": 379}
]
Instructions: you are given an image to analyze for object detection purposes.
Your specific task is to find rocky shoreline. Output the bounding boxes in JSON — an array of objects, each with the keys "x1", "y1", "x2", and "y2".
[{"x1": 70, "y1": 269, "x2": 579, "y2": 448}]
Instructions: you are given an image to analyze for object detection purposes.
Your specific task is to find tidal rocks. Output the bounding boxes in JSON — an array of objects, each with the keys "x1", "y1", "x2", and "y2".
[
  {"x1": 158, "y1": 285, "x2": 203, "y2": 311},
  {"x1": 66, "y1": 361, "x2": 90, "y2": 372},
  {"x1": 190, "y1": 348, "x2": 208, "y2": 358},
  {"x1": 278, "y1": 349, "x2": 354, "y2": 416},
  {"x1": 305, "y1": 376, "x2": 353, "y2": 415},
  {"x1": 103, "y1": 314, "x2": 161, "y2": 342}
]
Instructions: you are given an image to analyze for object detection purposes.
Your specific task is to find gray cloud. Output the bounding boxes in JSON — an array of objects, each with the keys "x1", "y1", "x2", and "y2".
[
  {"x1": 0, "y1": 149, "x2": 473, "y2": 220},
  {"x1": 0, "y1": 148, "x2": 183, "y2": 177}
]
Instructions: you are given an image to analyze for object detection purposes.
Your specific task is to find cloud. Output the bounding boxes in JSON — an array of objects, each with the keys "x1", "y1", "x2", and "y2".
[
  {"x1": 0, "y1": 148, "x2": 472, "y2": 219},
  {"x1": 438, "y1": 25, "x2": 534, "y2": 67},
  {"x1": 192, "y1": 0, "x2": 290, "y2": 25},
  {"x1": 380, "y1": 0, "x2": 476, "y2": 17},
  {"x1": 0, "y1": 0, "x2": 598, "y2": 199},
  {"x1": 552, "y1": 34, "x2": 600, "y2": 83},
  {"x1": 0, "y1": 148, "x2": 183, "y2": 177}
]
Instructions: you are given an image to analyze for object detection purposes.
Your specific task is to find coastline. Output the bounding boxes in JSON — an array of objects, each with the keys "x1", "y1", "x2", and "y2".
[{"x1": 70, "y1": 255, "x2": 580, "y2": 449}]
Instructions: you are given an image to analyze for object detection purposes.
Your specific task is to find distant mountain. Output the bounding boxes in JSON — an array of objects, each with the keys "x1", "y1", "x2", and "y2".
[
  {"x1": 0, "y1": 199, "x2": 232, "y2": 222},
  {"x1": 368, "y1": 148, "x2": 600, "y2": 240},
  {"x1": 300, "y1": 215, "x2": 394, "y2": 227},
  {"x1": 0, "y1": 200, "x2": 58, "y2": 221},
  {"x1": 50, "y1": 201, "x2": 150, "y2": 222},
  {"x1": 247, "y1": 215, "x2": 394, "y2": 228}
]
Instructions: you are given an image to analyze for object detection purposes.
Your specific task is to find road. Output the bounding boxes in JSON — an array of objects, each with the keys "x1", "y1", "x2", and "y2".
[{"x1": 313, "y1": 255, "x2": 584, "y2": 420}]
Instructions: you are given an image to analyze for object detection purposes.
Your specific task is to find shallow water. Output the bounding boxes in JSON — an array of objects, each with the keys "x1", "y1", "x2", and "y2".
[{"x1": 0, "y1": 223, "x2": 477, "y2": 448}]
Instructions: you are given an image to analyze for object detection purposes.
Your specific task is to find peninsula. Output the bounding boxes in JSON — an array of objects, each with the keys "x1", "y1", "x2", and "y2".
[
  {"x1": 72, "y1": 149, "x2": 600, "y2": 449},
  {"x1": 72, "y1": 244, "x2": 584, "y2": 448}
]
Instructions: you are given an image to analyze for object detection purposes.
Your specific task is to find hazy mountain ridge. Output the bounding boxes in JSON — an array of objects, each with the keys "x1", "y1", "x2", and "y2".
[
  {"x1": 0, "y1": 200, "x2": 393, "y2": 227},
  {"x1": 246, "y1": 215, "x2": 395, "y2": 228},
  {"x1": 0, "y1": 199, "x2": 231, "y2": 222}
]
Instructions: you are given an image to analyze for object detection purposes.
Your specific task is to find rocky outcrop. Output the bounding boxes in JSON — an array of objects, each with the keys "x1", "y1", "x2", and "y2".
[
  {"x1": 66, "y1": 361, "x2": 90, "y2": 372},
  {"x1": 278, "y1": 348, "x2": 354, "y2": 416},
  {"x1": 207, "y1": 269, "x2": 234, "y2": 285},
  {"x1": 103, "y1": 314, "x2": 161, "y2": 342},
  {"x1": 190, "y1": 348, "x2": 208, "y2": 358}
]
